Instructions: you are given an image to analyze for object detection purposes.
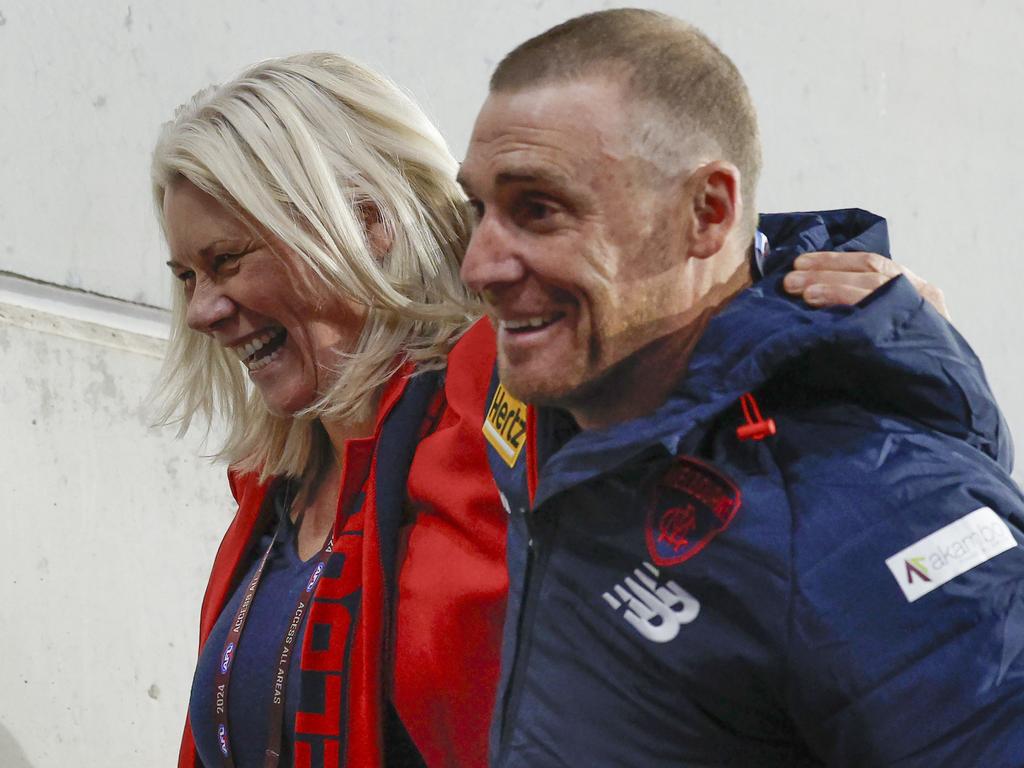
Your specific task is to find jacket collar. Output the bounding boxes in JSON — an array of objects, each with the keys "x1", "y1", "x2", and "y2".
[{"x1": 529, "y1": 209, "x2": 1008, "y2": 508}]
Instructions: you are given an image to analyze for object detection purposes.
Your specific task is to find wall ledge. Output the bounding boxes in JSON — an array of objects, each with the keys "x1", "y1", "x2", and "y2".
[{"x1": 0, "y1": 271, "x2": 169, "y2": 358}]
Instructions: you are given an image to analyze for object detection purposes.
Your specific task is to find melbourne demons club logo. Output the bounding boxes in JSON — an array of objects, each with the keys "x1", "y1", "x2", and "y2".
[{"x1": 645, "y1": 456, "x2": 741, "y2": 566}]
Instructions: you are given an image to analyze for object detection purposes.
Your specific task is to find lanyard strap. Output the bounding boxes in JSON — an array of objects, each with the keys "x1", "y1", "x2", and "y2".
[
  {"x1": 213, "y1": 489, "x2": 333, "y2": 768},
  {"x1": 263, "y1": 537, "x2": 333, "y2": 767}
]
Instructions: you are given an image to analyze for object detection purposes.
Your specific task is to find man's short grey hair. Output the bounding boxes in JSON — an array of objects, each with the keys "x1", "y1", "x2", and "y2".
[
  {"x1": 152, "y1": 52, "x2": 475, "y2": 479},
  {"x1": 491, "y1": 8, "x2": 762, "y2": 241}
]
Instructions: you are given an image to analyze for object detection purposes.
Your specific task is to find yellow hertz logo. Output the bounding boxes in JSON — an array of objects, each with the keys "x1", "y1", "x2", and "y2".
[{"x1": 483, "y1": 384, "x2": 528, "y2": 467}]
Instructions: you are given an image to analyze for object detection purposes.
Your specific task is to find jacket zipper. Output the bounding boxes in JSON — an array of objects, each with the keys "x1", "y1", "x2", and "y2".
[{"x1": 496, "y1": 510, "x2": 551, "y2": 762}]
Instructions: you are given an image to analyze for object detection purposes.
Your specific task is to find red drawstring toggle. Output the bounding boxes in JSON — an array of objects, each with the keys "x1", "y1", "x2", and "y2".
[{"x1": 736, "y1": 392, "x2": 776, "y2": 441}]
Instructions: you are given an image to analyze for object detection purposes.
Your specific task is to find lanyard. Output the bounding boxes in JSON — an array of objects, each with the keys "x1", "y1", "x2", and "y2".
[
  {"x1": 213, "y1": 488, "x2": 333, "y2": 768},
  {"x1": 210, "y1": 374, "x2": 448, "y2": 767}
]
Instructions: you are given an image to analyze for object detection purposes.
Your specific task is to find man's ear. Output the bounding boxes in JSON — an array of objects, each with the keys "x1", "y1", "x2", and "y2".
[
  {"x1": 359, "y1": 202, "x2": 393, "y2": 259},
  {"x1": 686, "y1": 161, "x2": 740, "y2": 260}
]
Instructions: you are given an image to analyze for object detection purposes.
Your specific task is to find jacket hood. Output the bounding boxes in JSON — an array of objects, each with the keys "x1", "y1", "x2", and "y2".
[{"x1": 534, "y1": 209, "x2": 1011, "y2": 507}]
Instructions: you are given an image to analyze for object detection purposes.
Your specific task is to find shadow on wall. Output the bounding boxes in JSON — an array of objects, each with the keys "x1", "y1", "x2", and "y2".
[{"x1": 0, "y1": 723, "x2": 35, "y2": 768}]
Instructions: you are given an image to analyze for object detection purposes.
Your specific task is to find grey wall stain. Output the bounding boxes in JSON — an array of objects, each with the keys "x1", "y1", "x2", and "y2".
[
  {"x1": 0, "y1": 11, "x2": 7, "y2": 27},
  {"x1": 124, "y1": 6, "x2": 133, "y2": 29},
  {"x1": 26, "y1": 377, "x2": 55, "y2": 418},
  {"x1": 92, "y1": 95, "x2": 107, "y2": 108},
  {"x1": 0, "y1": 723, "x2": 36, "y2": 768},
  {"x1": 85, "y1": 356, "x2": 118, "y2": 407},
  {"x1": 147, "y1": 683, "x2": 161, "y2": 700}
]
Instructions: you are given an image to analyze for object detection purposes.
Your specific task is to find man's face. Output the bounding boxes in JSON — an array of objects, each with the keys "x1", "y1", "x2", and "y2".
[{"x1": 459, "y1": 77, "x2": 696, "y2": 412}]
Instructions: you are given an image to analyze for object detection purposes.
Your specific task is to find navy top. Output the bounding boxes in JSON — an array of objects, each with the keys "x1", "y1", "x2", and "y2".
[{"x1": 190, "y1": 486, "x2": 322, "y2": 767}]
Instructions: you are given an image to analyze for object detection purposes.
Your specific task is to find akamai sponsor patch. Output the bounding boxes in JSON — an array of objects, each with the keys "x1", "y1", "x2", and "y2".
[
  {"x1": 483, "y1": 383, "x2": 528, "y2": 467},
  {"x1": 885, "y1": 507, "x2": 1017, "y2": 602}
]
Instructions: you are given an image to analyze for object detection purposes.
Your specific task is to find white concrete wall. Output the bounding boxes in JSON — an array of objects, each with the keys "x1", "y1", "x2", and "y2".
[
  {"x1": 0, "y1": 292, "x2": 231, "y2": 766},
  {"x1": 1, "y1": 1, "x2": 1022, "y2": 764}
]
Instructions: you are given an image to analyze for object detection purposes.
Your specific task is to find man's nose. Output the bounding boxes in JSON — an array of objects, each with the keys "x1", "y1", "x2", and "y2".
[
  {"x1": 185, "y1": 278, "x2": 235, "y2": 334},
  {"x1": 460, "y1": 215, "x2": 525, "y2": 296}
]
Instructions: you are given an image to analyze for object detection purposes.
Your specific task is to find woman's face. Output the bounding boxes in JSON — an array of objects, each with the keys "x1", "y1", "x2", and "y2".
[{"x1": 162, "y1": 179, "x2": 367, "y2": 416}]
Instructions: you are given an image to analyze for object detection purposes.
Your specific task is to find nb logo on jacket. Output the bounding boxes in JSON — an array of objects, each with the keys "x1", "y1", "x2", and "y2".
[{"x1": 601, "y1": 561, "x2": 700, "y2": 643}]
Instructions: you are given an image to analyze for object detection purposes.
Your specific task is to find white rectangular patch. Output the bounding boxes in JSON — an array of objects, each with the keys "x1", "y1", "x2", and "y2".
[{"x1": 885, "y1": 507, "x2": 1017, "y2": 603}]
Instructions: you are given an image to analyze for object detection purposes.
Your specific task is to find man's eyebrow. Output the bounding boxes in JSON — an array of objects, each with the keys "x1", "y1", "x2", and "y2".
[
  {"x1": 456, "y1": 166, "x2": 575, "y2": 193},
  {"x1": 495, "y1": 170, "x2": 570, "y2": 187}
]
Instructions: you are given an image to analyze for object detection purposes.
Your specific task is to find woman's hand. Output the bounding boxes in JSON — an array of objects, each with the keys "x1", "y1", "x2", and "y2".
[{"x1": 782, "y1": 251, "x2": 950, "y2": 320}]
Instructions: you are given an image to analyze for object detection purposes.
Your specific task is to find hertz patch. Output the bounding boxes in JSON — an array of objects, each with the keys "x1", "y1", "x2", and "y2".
[{"x1": 484, "y1": 383, "x2": 528, "y2": 467}]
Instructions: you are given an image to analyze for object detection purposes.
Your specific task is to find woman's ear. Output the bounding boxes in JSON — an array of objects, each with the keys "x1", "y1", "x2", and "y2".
[
  {"x1": 686, "y1": 161, "x2": 740, "y2": 260},
  {"x1": 359, "y1": 202, "x2": 393, "y2": 259}
]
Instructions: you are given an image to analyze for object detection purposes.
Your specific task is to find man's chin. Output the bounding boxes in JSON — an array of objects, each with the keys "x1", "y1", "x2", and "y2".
[{"x1": 497, "y1": 363, "x2": 579, "y2": 410}]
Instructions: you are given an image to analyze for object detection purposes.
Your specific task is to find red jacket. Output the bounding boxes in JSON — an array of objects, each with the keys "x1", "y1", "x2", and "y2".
[{"x1": 179, "y1": 320, "x2": 507, "y2": 767}]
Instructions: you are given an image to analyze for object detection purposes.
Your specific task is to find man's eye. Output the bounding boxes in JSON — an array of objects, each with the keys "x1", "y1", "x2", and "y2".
[
  {"x1": 517, "y1": 196, "x2": 562, "y2": 225},
  {"x1": 525, "y1": 201, "x2": 552, "y2": 219}
]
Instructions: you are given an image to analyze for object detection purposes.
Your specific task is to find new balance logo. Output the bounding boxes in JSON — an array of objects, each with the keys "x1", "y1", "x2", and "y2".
[{"x1": 601, "y1": 561, "x2": 700, "y2": 643}]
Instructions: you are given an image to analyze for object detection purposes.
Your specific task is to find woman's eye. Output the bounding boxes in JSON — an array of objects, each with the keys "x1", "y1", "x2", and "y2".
[
  {"x1": 213, "y1": 252, "x2": 243, "y2": 271},
  {"x1": 175, "y1": 270, "x2": 195, "y2": 285}
]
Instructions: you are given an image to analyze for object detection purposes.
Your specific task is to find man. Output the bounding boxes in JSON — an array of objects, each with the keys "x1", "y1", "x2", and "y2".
[{"x1": 458, "y1": 9, "x2": 1024, "y2": 766}]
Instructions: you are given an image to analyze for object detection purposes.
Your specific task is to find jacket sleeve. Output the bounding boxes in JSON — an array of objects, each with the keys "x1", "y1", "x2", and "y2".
[{"x1": 775, "y1": 408, "x2": 1024, "y2": 766}]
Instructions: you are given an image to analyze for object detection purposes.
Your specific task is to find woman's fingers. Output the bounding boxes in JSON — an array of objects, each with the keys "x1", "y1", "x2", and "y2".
[
  {"x1": 783, "y1": 251, "x2": 951, "y2": 320},
  {"x1": 783, "y1": 270, "x2": 885, "y2": 307},
  {"x1": 793, "y1": 250, "x2": 902, "y2": 277},
  {"x1": 895, "y1": 264, "x2": 951, "y2": 320}
]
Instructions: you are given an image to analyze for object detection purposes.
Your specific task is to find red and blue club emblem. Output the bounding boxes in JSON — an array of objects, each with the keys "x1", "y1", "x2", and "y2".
[{"x1": 646, "y1": 456, "x2": 741, "y2": 566}]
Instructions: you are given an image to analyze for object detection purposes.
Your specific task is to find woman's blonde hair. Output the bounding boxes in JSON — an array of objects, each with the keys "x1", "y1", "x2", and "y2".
[{"x1": 151, "y1": 52, "x2": 476, "y2": 479}]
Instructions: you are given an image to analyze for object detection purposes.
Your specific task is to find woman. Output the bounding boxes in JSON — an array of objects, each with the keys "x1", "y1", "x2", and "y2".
[
  {"x1": 154, "y1": 53, "x2": 505, "y2": 768},
  {"x1": 153, "y1": 53, "x2": 945, "y2": 768}
]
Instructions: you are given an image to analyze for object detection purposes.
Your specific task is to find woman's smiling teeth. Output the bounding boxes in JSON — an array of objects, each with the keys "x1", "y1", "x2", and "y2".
[
  {"x1": 499, "y1": 313, "x2": 563, "y2": 333},
  {"x1": 232, "y1": 326, "x2": 288, "y2": 371}
]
